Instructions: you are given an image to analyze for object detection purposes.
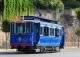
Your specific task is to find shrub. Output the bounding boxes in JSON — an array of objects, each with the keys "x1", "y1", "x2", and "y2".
[
  {"x1": 2, "y1": 20, "x2": 10, "y2": 32},
  {"x1": 75, "y1": 8, "x2": 80, "y2": 21}
]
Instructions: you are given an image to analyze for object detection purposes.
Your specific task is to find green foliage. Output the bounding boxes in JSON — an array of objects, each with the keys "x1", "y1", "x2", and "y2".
[
  {"x1": 0, "y1": 0, "x2": 3, "y2": 11},
  {"x1": 0, "y1": 0, "x2": 1, "y2": 10},
  {"x1": 1, "y1": 0, "x2": 64, "y2": 21},
  {"x1": 75, "y1": 8, "x2": 80, "y2": 20},
  {"x1": 33, "y1": 0, "x2": 64, "y2": 12},
  {"x1": 2, "y1": 0, "x2": 34, "y2": 21},
  {"x1": 62, "y1": 0, "x2": 80, "y2": 9},
  {"x1": 2, "y1": 20, "x2": 10, "y2": 32},
  {"x1": 75, "y1": 29, "x2": 80, "y2": 37},
  {"x1": 75, "y1": 29, "x2": 80, "y2": 48},
  {"x1": 33, "y1": 0, "x2": 49, "y2": 9}
]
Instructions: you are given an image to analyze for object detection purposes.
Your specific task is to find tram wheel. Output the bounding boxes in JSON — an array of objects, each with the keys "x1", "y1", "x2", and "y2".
[
  {"x1": 51, "y1": 47, "x2": 55, "y2": 53},
  {"x1": 56, "y1": 47, "x2": 60, "y2": 52},
  {"x1": 43, "y1": 47, "x2": 46, "y2": 53},
  {"x1": 16, "y1": 49, "x2": 21, "y2": 53},
  {"x1": 40, "y1": 47, "x2": 43, "y2": 53}
]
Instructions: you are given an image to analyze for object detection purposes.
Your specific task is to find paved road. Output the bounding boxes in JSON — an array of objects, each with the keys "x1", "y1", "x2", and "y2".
[{"x1": 0, "y1": 48, "x2": 80, "y2": 57}]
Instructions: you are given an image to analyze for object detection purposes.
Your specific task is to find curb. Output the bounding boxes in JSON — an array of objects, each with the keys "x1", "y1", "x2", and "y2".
[
  {"x1": 64, "y1": 47, "x2": 80, "y2": 49},
  {"x1": 0, "y1": 49, "x2": 16, "y2": 52}
]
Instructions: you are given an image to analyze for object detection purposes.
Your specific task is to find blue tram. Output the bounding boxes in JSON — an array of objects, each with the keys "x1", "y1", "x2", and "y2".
[{"x1": 10, "y1": 16, "x2": 65, "y2": 53}]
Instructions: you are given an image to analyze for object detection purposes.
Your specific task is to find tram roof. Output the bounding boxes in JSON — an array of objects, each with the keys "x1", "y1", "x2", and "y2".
[{"x1": 20, "y1": 16, "x2": 58, "y2": 24}]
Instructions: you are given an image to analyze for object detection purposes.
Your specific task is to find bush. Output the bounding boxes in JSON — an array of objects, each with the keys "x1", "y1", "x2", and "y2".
[
  {"x1": 2, "y1": 20, "x2": 10, "y2": 32},
  {"x1": 62, "y1": 0, "x2": 80, "y2": 9},
  {"x1": 0, "y1": 0, "x2": 3, "y2": 11},
  {"x1": 75, "y1": 29, "x2": 80, "y2": 37},
  {"x1": 75, "y1": 8, "x2": 80, "y2": 20},
  {"x1": 33, "y1": 0, "x2": 64, "y2": 12}
]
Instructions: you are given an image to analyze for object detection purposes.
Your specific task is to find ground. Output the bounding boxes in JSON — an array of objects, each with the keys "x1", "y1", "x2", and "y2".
[{"x1": 0, "y1": 48, "x2": 80, "y2": 57}]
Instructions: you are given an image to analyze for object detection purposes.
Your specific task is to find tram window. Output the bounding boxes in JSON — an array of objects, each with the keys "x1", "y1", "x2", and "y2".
[
  {"x1": 44, "y1": 27, "x2": 47, "y2": 36},
  {"x1": 40, "y1": 26, "x2": 44, "y2": 35},
  {"x1": 46, "y1": 27, "x2": 49, "y2": 36},
  {"x1": 40, "y1": 26, "x2": 51, "y2": 36},
  {"x1": 16, "y1": 23, "x2": 25, "y2": 33},
  {"x1": 27, "y1": 22, "x2": 32, "y2": 33},
  {"x1": 61, "y1": 28, "x2": 64, "y2": 35},
  {"x1": 60, "y1": 29, "x2": 62, "y2": 36},
  {"x1": 34, "y1": 23, "x2": 38, "y2": 33},
  {"x1": 50, "y1": 28, "x2": 52, "y2": 36},
  {"x1": 40, "y1": 27, "x2": 42, "y2": 35},
  {"x1": 55, "y1": 28, "x2": 59, "y2": 37},
  {"x1": 52, "y1": 28, "x2": 55, "y2": 36}
]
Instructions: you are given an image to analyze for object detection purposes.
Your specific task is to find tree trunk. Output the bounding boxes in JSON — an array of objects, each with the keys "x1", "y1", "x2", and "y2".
[
  {"x1": 5, "y1": 32, "x2": 8, "y2": 50},
  {"x1": 0, "y1": 11, "x2": 2, "y2": 21},
  {"x1": 27, "y1": 7, "x2": 29, "y2": 16},
  {"x1": 78, "y1": 36, "x2": 79, "y2": 48}
]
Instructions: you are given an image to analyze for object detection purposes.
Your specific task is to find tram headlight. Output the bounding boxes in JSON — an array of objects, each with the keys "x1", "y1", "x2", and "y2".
[{"x1": 18, "y1": 37, "x2": 22, "y2": 42}]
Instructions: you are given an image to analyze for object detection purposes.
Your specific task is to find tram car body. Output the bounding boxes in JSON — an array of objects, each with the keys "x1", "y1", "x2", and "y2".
[{"x1": 10, "y1": 16, "x2": 65, "y2": 53}]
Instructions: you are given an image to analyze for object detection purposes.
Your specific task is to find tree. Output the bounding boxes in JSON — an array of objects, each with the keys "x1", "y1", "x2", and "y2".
[
  {"x1": 75, "y1": 29, "x2": 80, "y2": 48},
  {"x1": 0, "y1": 0, "x2": 64, "y2": 21},
  {"x1": 62, "y1": 0, "x2": 80, "y2": 9},
  {"x1": 75, "y1": 8, "x2": 80, "y2": 21},
  {"x1": 75, "y1": 8, "x2": 80, "y2": 29},
  {"x1": 0, "y1": 0, "x2": 3, "y2": 11},
  {"x1": 2, "y1": 0, "x2": 34, "y2": 21},
  {"x1": 0, "y1": 0, "x2": 3, "y2": 21},
  {"x1": 33, "y1": 0, "x2": 64, "y2": 12}
]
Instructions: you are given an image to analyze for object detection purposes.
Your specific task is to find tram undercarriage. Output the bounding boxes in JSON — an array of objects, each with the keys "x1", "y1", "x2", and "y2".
[{"x1": 11, "y1": 46, "x2": 60, "y2": 53}]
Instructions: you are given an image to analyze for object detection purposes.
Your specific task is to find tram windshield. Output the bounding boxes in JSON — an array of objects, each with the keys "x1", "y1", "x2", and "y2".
[{"x1": 15, "y1": 23, "x2": 25, "y2": 33}]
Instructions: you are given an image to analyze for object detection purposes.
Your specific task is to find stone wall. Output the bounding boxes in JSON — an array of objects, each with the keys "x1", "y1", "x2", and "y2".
[
  {"x1": 34, "y1": 9, "x2": 54, "y2": 19},
  {"x1": 0, "y1": 22, "x2": 10, "y2": 49},
  {"x1": 60, "y1": 9, "x2": 80, "y2": 47}
]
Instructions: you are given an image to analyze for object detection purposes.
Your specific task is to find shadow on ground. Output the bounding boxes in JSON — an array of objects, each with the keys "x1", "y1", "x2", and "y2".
[{"x1": 0, "y1": 51, "x2": 57, "y2": 55}]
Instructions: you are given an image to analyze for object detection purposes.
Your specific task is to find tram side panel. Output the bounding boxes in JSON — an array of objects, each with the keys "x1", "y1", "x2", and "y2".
[{"x1": 38, "y1": 36, "x2": 62, "y2": 46}]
